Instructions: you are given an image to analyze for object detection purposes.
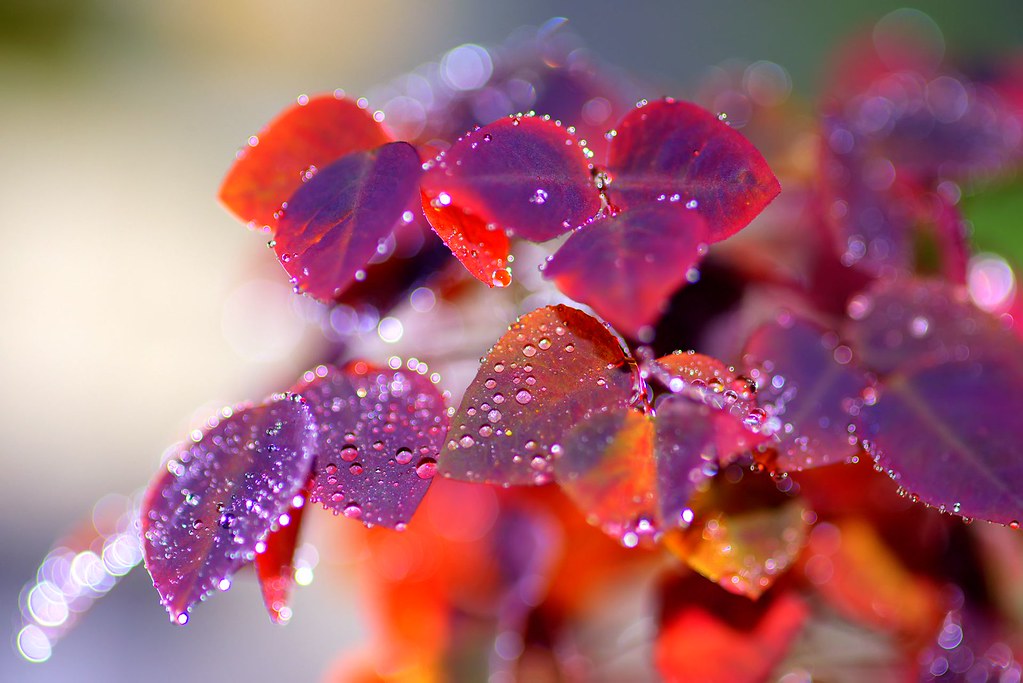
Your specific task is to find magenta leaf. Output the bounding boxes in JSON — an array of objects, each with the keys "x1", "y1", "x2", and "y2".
[
  {"x1": 742, "y1": 318, "x2": 872, "y2": 471},
  {"x1": 440, "y1": 305, "x2": 637, "y2": 486},
  {"x1": 544, "y1": 204, "x2": 709, "y2": 338},
  {"x1": 141, "y1": 394, "x2": 317, "y2": 623},
  {"x1": 293, "y1": 363, "x2": 448, "y2": 528},
  {"x1": 606, "y1": 99, "x2": 781, "y2": 242},
  {"x1": 273, "y1": 142, "x2": 422, "y2": 301},
  {"x1": 849, "y1": 279, "x2": 1023, "y2": 523},
  {"x1": 421, "y1": 115, "x2": 600, "y2": 244}
]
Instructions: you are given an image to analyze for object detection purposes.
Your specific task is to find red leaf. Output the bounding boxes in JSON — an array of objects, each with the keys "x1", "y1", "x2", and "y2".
[
  {"x1": 544, "y1": 204, "x2": 709, "y2": 337},
  {"x1": 742, "y1": 317, "x2": 871, "y2": 471},
  {"x1": 293, "y1": 363, "x2": 449, "y2": 528},
  {"x1": 656, "y1": 574, "x2": 809, "y2": 683},
  {"x1": 141, "y1": 395, "x2": 317, "y2": 623},
  {"x1": 219, "y1": 94, "x2": 390, "y2": 230},
  {"x1": 606, "y1": 99, "x2": 781, "y2": 242},
  {"x1": 421, "y1": 116, "x2": 600, "y2": 255},
  {"x1": 419, "y1": 189, "x2": 511, "y2": 287},
  {"x1": 254, "y1": 477, "x2": 312, "y2": 625},
  {"x1": 273, "y1": 142, "x2": 423, "y2": 301},
  {"x1": 440, "y1": 305, "x2": 637, "y2": 485}
]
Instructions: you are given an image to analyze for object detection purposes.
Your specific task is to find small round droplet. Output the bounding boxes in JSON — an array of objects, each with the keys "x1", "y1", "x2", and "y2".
[
  {"x1": 515, "y1": 389, "x2": 532, "y2": 405},
  {"x1": 415, "y1": 458, "x2": 437, "y2": 479},
  {"x1": 340, "y1": 445, "x2": 358, "y2": 462},
  {"x1": 538, "y1": 337, "x2": 551, "y2": 350},
  {"x1": 522, "y1": 344, "x2": 537, "y2": 357},
  {"x1": 343, "y1": 504, "x2": 363, "y2": 519},
  {"x1": 459, "y1": 435, "x2": 475, "y2": 448},
  {"x1": 395, "y1": 448, "x2": 414, "y2": 465}
]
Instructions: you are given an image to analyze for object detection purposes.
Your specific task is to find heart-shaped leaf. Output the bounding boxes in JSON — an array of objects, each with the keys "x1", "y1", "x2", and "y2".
[
  {"x1": 440, "y1": 305, "x2": 637, "y2": 485},
  {"x1": 293, "y1": 363, "x2": 449, "y2": 528},
  {"x1": 663, "y1": 462, "x2": 811, "y2": 599},
  {"x1": 273, "y1": 142, "x2": 423, "y2": 301},
  {"x1": 544, "y1": 204, "x2": 709, "y2": 337},
  {"x1": 141, "y1": 394, "x2": 317, "y2": 623},
  {"x1": 606, "y1": 99, "x2": 781, "y2": 242},
  {"x1": 742, "y1": 317, "x2": 872, "y2": 471},
  {"x1": 219, "y1": 94, "x2": 390, "y2": 230},
  {"x1": 850, "y1": 279, "x2": 1023, "y2": 524},
  {"x1": 421, "y1": 116, "x2": 600, "y2": 256}
]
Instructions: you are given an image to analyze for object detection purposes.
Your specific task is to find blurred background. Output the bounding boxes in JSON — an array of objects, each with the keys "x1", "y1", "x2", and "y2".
[{"x1": 2, "y1": 1, "x2": 1021, "y2": 680}]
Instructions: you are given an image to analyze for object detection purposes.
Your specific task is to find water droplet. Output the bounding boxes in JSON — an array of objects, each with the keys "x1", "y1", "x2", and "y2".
[
  {"x1": 415, "y1": 458, "x2": 437, "y2": 479},
  {"x1": 529, "y1": 188, "x2": 549, "y2": 205},
  {"x1": 340, "y1": 446, "x2": 358, "y2": 462},
  {"x1": 488, "y1": 409, "x2": 502, "y2": 423},
  {"x1": 515, "y1": 390, "x2": 532, "y2": 405},
  {"x1": 538, "y1": 337, "x2": 551, "y2": 350},
  {"x1": 492, "y1": 269, "x2": 512, "y2": 287},
  {"x1": 349, "y1": 463, "x2": 364, "y2": 475},
  {"x1": 395, "y1": 448, "x2": 414, "y2": 465},
  {"x1": 522, "y1": 344, "x2": 537, "y2": 357},
  {"x1": 459, "y1": 435, "x2": 475, "y2": 448},
  {"x1": 479, "y1": 425, "x2": 494, "y2": 437},
  {"x1": 343, "y1": 504, "x2": 362, "y2": 519}
]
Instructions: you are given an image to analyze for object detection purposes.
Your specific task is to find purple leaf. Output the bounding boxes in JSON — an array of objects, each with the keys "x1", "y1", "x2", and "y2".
[
  {"x1": 293, "y1": 363, "x2": 449, "y2": 528},
  {"x1": 440, "y1": 305, "x2": 637, "y2": 486},
  {"x1": 544, "y1": 204, "x2": 709, "y2": 338},
  {"x1": 141, "y1": 394, "x2": 317, "y2": 623},
  {"x1": 742, "y1": 317, "x2": 872, "y2": 471},
  {"x1": 273, "y1": 142, "x2": 422, "y2": 301},
  {"x1": 850, "y1": 279, "x2": 1023, "y2": 524},
  {"x1": 421, "y1": 115, "x2": 600, "y2": 244},
  {"x1": 606, "y1": 99, "x2": 781, "y2": 242}
]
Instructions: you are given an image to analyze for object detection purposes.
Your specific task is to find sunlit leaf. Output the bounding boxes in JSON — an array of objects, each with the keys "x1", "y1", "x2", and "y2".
[
  {"x1": 742, "y1": 317, "x2": 871, "y2": 471},
  {"x1": 544, "y1": 204, "x2": 709, "y2": 337},
  {"x1": 141, "y1": 395, "x2": 317, "y2": 623},
  {"x1": 849, "y1": 279, "x2": 1023, "y2": 524},
  {"x1": 656, "y1": 573, "x2": 809, "y2": 683},
  {"x1": 254, "y1": 476, "x2": 312, "y2": 625},
  {"x1": 440, "y1": 305, "x2": 637, "y2": 485},
  {"x1": 663, "y1": 462, "x2": 811, "y2": 599},
  {"x1": 273, "y1": 142, "x2": 422, "y2": 301},
  {"x1": 419, "y1": 189, "x2": 511, "y2": 287},
  {"x1": 294, "y1": 363, "x2": 449, "y2": 528},
  {"x1": 420, "y1": 116, "x2": 600, "y2": 247},
  {"x1": 219, "y1": 94, "x2": 390, "y2": 229},
  {"x1": 606, "y1": 99, "x2": 781, "y2": 242}
]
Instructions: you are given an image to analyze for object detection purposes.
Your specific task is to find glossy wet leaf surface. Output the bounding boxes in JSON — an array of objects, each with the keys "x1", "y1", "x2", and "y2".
[
  {"x1": 219, "y1": 94, "x2": 390, "y2": 229},
  {"x1": 273, "y1": 142, "x2": 422, "y2": 301},
  {"x1": 440, "y1": 305, "x2": 637, "y2": 485},
  {"x1": 419, "y1": 189, "x2": 511, "y2": 287},
  {"x1": 849, "y1": 279, "x2": 1023, "y2": 524},
  {"x1": 656, "y1": 573, "x2": 809, "y2": 683},
  {"x1": 663, "y1": 463, "x2": 811, "y2": 599},
  {"x1": 141, "y1": 395, "x2": 317, "y2": 623},
  {"x1": 294, "y1": 363, "x2": 449, "y2": 528},
  {"x1": 742, "y1": 318, "x2": 871, "y2": 471},
  {"x1": 254, "y1": 485, "x2": 309, "y2": 625},
  {"x1": 544, "y1": 204, "x2": 709, "y2": 337},
  {"x1": 606, "y1": 99, "x2": 781, "y2": 242},
  {"x1": 421, "y1": 116, "x2": 600, "y2": 244}
]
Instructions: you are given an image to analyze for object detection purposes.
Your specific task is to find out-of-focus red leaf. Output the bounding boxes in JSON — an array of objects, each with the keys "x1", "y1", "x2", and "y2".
[
  {"x1": 292, "y1": 363, "x2": 448, "y2": 528},
  {"x1": 440, "y1": 305, "x2": 637, "y2": 485},
  {"x1": 742, "y1": 317, "x2": 872, "y2": 471},
  {"x1": 254, "y1": 476, "x2": 313, "y2": 624},
  {"x1": 656, "y1": 573, "x2": 809, "y2": 683},
  {"x1": 419, "y1": 189, "x2": 511, "y2": 287},
  {"x1": 849, "y1": 278, "x2": 1023, "y2": 524},
  {"x1": 141, "y1": 395, "x2": 317, "y2": 623},
  {"x1": 544, "y1": 204, "x2": 709, "y2": 338},
  {"x1": 800, "y1": 518, "x2": 943, "y2": 642},
  {"x1": 219, "y1": 94, "x2": 390, "y2": 230},
  {"x1": 421, "y1": 116, "x2": 600, "y2": 250},
  {"x1": 606, "y1": 99, "x2": 781, "y2": 242},
  {"x1": 273, "y1": 142, "x2": 422, "y2": 301},
  {"x1": 663, "y1": 463, "x2": 811, "y2": 599}
]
